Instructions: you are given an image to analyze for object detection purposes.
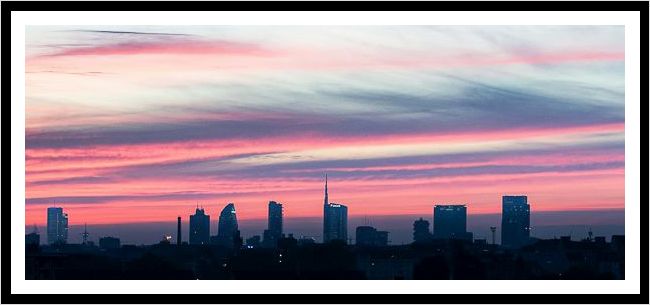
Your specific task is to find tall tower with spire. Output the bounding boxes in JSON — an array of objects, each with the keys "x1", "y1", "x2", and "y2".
[
  {"x1": 323, "y1": 174, "x2": 348, "y2": 243},
  {"x1": 323, "y1": 173, "x2": 329, "y2": 242}
]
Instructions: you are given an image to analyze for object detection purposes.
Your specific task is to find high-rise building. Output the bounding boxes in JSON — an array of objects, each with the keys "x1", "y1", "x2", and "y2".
[
  {"x1": 322, "y1": 175, "x2": 348, "y2": 243},
  {"x1": 501, "y1": 195, "x2": 530, "y2": 248},
  {"x1": 177, "y1": 216, "x2": 182, "y2": 245},
  {"x1": 215, "y1": 203, "x2": 240, "y2": 249},
  {"x1": 433, "y1": 205, "x2": 472, "y2": 240},
  {"x1": 356, "y1": 226, "x2": 389, "y2": 247},
  {"x1": 189, "y1": 207, "x2": 210, "y2": 245},
  {"x1": 324, "y1": 203, "x2": 348, "y2": 242},
  {"x1": 47, "y1": 207, "x2": 68, "y2": 245},
  {"x1": 263, "y1": 201, "x2": 283, "y2": 247},
  {"x1": 413, "y1": 218, "x2": 432, "y2": 243}
]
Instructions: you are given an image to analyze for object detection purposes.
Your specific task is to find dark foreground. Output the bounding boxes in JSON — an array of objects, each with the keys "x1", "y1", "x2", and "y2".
[{"x1": 26, "y1": 237, "x2": 624, "y2": 280}]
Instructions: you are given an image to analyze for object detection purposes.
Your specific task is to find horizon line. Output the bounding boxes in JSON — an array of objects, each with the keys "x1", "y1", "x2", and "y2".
[{"x1": 26, "y1": 207, "x2": 625, "y2": 227}]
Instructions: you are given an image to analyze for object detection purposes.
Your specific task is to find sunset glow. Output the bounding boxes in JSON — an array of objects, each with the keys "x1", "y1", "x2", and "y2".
[{"x1": 25, "y1": 26, "x2": 624, "y2": 227}]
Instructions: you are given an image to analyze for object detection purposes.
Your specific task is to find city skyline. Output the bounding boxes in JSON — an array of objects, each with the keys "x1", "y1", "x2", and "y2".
[
  {"x1": 34, "y1": 188, "x2": 624, "y2": 246},
  {"x1": 26, "y1": 191, "x2": 627, "y2": 281},
  {"x1": 26, "y1": 175, "x2": 624, "y2": 243},
  {"x1": 25, "y1": 26, "x2": 624, "y2": 229}
]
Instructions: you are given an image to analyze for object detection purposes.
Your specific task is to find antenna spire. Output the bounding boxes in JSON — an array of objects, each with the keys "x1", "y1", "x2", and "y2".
[{"x1": 324, "y1": 173, "x2": 329, "y2": 206}]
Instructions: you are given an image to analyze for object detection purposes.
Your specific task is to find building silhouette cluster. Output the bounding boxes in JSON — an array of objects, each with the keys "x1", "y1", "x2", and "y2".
[{"x1": 26, "y1": 175, "x2": 624, "y2": 280}]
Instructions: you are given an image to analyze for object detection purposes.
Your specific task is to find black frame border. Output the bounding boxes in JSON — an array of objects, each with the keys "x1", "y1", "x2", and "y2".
[{"x1": 2, "y1": 1, "x2": 647, "y2": 304}]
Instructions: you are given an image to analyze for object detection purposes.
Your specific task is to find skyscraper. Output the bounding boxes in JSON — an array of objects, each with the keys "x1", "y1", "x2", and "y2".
[
  {"x1": 433, "y1": 204, "x2": 472, "y2": 240},
  {"x1": 322, "y1": 175, "x2": 348, "y2": 243},
  {"x1": 177, "y1": 216, "x2": 182, "y2": 245},
  {"x1": 263, "y1": 201, "x2": 283, "y2": 248},
  {"x1": 189, "y1": 207, "x2": 210, "y2": 245},
  {"x1": 47, "y1": 207, "x2": 68, "y2": 245},
  {"x1": 215, "y1": 203, "x2": 240, "y2": 249},
  {"x1": 501, "y1": 195, "x2": 530, "y2": 248},
  {"x1": 413, "y1": 218, "x2": 432, "y2": 243}
]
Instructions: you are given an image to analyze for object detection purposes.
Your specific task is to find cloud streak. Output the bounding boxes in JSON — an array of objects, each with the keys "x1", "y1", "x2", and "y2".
[
  {"x1": 24, "y1": 26, "x2": 625, "y2": 226},
  {"x1": 44, "y1": 40, "x2": 272, "y2": 57}
]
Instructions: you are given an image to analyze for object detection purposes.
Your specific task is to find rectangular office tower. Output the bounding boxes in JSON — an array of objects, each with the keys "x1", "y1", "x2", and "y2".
[
  {"x1": 263, "y1": 201, "x2": 283, "y2": 247},
  {"x1": 501, "y1": 195, "x2": 531, "y2": 248},
  {"x1": 46, "y1": 207, "x2": 69, "y2": 245},
  {"x1": 324, "y1": 203, "x2": 348, "y2": 243},
  {"x1": 189, "y1": 207, "x2": 210, "y2": 245},
  {"x1": 433, "y1": 205, "x2": 471, "y2": 240}
]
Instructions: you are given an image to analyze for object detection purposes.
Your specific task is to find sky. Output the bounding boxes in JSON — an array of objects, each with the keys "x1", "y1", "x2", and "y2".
[{"x1": 25, "y1": 26, "x2": 625, "y2": 233}]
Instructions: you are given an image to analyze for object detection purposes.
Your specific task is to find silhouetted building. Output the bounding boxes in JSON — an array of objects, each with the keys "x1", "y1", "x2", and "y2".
[
  {"x1": 324, "y1": 203, "x2": 348, "y2": 243},
  {"x1": 263, "y1": 201, "x2": 283, "y2": 247},
  {"x1": 177, "y1": 216, "x2": 182, "y2": 245},
  {"x1": 501, "y1": 195, "x2": 530, "y2": 248},
  {"x1": 214, "y1": 203, "x2": 239, "y2": 249},
  {"x1": 47, "y1": 207, "x2": 68, "y2": 245},
  {"x1": 323, "y1": 175, "x2": 348, "y2": 243},
  {"x1": 277, "y1": 233, "x2": 298, "y2": 250},
  {"x1": 611, "y1": 235, "x2": 624, "y2": 252},
  {"x1": 189, "y1": 207, "x2": 210, "y2": 245},
  {"x1": 356, "y1": 226, "x2": 375, "y2": 246},
  {"x1": 298, "y1": 236, "x2": 316, "y2": 246},
  {"x1": 413, "y1": 218, "x2": 432, "y2": 243},
  {"x1": 356, "y1": 226, "x2": 389, "y2": 247},
  {"x1": 376, "y1": 231, "x2": 389, "y2": 246},
  {"x1": 99, "y1": 236, "x2": 121, "y2": 249},
  {"x1": 25, "y1": 232, "x2": 40, "y2": 246},
  {"x1": 246, "y1": 235, "x2": 261, "y2": 248},
  {"x1": 433, "y1": 205, "x2": 471, "y2": 240}
]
